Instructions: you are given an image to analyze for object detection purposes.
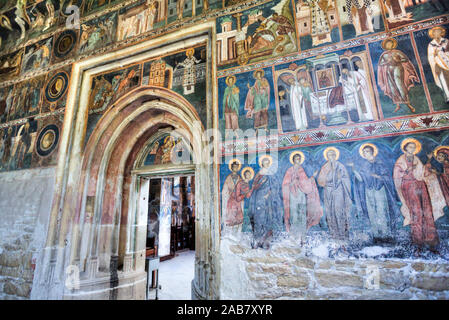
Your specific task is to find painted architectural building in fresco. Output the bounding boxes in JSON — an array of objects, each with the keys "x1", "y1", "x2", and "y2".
[{"x1": 0, "y1": 0, "x2": 449, "y2": 301}]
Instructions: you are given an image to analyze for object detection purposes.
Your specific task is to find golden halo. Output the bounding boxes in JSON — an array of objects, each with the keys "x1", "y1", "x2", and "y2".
[
  {"x1": 429, "y1": 26, "x2": 446, "y2": 39},
  {"x1": 241, "y1": 167, "x2": 255, "y2": 180},
  {"x1": 258, "y1": 154, "x2": 273, "y2": 168},
  {"x1": 253, "y1": 69, "x2": 265, "y2": 79},
  {"x1": 186, "y1": 48, "x2": 195, "y2": 57},
  {"x1": 289, "y1": 151, "x2": 305, "y2": 165},
  {"x1": 359, "y1": 143, "x2": 378, "y2": 159},
  {"x1": 381, "y1": 38, "x2": 398, "y2": 50},
  {"x1": 228, "y1": 158, "x2": 242, "y2": 171},
  {"x1": 225, "y1": 75, "x2": 236, "y2": 86},
  {"x1": 323, "y1": 147, "x2": 340, "y2": 161},
  {"x1": 164, "y1": 135, "x2": 174, "y2": 145},
  {"x1": 433, "y1": 145, "x2": 449, "y2": 158},
  {"x1": 400, "y1": 138, "x2": 422, "y2": 154}
]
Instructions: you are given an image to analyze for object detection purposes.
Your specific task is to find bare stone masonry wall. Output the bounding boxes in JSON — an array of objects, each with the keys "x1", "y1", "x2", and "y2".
[
  {"x1": 219, "y1": 237, "x2": 449, "y2": 300},
  {"x1": 0, "y1": 168, "x2": 55, "y2": 300}
]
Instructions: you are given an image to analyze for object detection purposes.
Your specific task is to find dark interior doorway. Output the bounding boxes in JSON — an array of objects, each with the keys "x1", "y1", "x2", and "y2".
[{"x1": 145, "y1": 174, "x2": 196, "y2": 299}]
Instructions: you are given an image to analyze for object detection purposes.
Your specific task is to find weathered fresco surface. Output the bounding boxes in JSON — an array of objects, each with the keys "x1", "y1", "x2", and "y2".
[
  {"x1": 221, "y1": 131, "x2": 449, "y2": 256},
  {"x1": 143, "y1": 132, "x2": 192, "y2": 166}
]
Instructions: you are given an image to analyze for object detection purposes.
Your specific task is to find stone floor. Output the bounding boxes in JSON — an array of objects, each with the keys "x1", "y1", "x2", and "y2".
[{"x1": 155, "y1": 250, "x2": 195, "y2": 300}]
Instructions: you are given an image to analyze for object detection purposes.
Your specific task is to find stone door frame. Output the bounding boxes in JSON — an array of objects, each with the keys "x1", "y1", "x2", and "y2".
[{"x1": 31, "y1": 22, "x2": 220, "y2": 300}]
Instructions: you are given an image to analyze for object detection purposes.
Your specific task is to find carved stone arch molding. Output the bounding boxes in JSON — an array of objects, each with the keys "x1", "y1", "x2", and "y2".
[{"x1": 30, "y1": 22, "x2": 221, "y2": 300}]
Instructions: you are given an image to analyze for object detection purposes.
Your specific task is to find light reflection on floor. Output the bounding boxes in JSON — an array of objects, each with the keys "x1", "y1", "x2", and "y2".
[{"x1": 155, "y1": 250, "x2": 195, "y2": 300}]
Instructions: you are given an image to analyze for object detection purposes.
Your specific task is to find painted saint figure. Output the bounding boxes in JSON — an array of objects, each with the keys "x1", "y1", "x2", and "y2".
[
  {"x1": 349, "y1": 143, "x2": 400, "y2": 242},
  {"x1": 226, "y1": 166, "x2": 255, "y2": 233},
  {"x1": 282, "y1": 151, "x2": 323, "y2": 243},
  {"x1": 154, "y1": 136, "x2": 176, "y2": 164},
  {"x1": 428, "y1": 26, "x2": 449, "y2": 103},
  {"x1": 177, "y1": 0, "x2": 186, "y2": 19},
  {"x1": 222, "y1": 159, "x2": 243, "y2": 233},
  {"x1": 0, "y1": 133, "x2": 4, "y2": 170},
  {"x1": 1, "y1": 127, "x2": 13, "y2": 170},
  {"x1": 339, "y1": 66, "x2": 374, "y2": 121},
  {"x1": 15, "y1": 0, "x2": 31, "y2": 41},
  {"x1": 383, "y1": 0, "x2": 409, "y2": 23},
  {"x1": 244, "y1": 69, "x2": 271, "y2": 133},
  {"x1": 426, "y1": 146, "x2": 449, "y2": 207},
  {"x1": 353, "y1": 60, "x2": 375, "y2": 119},
  {"x1": 15, "y1": 122, "x2": 31, "y2": 169},
  {"x1": 175, "y1": 48, "x2": 201, "y2": 95},
  {"x1": 289, "y1": 75, "x2": 313, "y2": 130},
  {"x1": 248, "y1": 155, "x2": 283, "y2": 249},
  {"x1": 393, "y1": 139, "x2": 444, "y2": 254},
  {"x1": 0, "y1": 87, "x2": 14, "y2": 123},
  {"x1": 268, "y1": 13, "x2": 297, "y2": 50},
  {"x1": 378, "y1": 38, "x2": 420, "y2": 113},
  {"x1": 278, "y1": 69, "x2": 317, "y2": 131},
  {"x1": 299, "y1": 0, "x2": 333, "y2": 46},
  {"x1": 223, "y1": 76, "x2": 240, "y2": 132},
  {"x1": 346, "y1": 0, "x2": 375, "y2": 36},
  {"x1": 317, "y1": 147, "x2": 352, "y2": 240}
]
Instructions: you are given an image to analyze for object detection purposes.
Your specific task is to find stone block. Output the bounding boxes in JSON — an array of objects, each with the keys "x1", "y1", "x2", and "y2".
[
  {"x1": 412, "y1": 275, "x2": 449, "y2": 292},
  {"x1": 229, "y1": 245, "x2": 245, "y2": 255},
  {"x1": 317, "y1": 260, "x2": 334, "y2": 270},
  {"x1": 379, "y1": 270, "x2": 411, "y2": 290},
  {"x1": 260, "y1": 263, "x2": 291, "y2": 275},
  {"x1": 411, "y1": 262, "x2": 426, "y2": 272},
  {"x1": 315, "y1": 270, "x2": 363, "y2": 288},
  {"x1": 246, "y1": 264, "x2": 261, "y2": 274},
  {"x1": 276, "y1": 274, "x2": 310, "y2": 288},
  {"x1": 381, "y1": 261, "x2": 408, "y2": 269},
  {"x1": 334, "y1": 260, "x2": 356, "y2": 268},
  {"x1": 293, "y1": 257, "x2": 315, "y2": 269},
  {"x1": 272, "y1": 247, "x2": 303, "y2": 256},
  {"x1": 245, "y1": 256, "x2": 284, "y2": 264}
]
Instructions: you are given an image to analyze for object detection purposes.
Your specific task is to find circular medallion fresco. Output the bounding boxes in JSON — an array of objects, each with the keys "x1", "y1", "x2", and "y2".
[
  {"x1": 36, "y1": 124, "x2": 59, "y2": 157},
  {"x1": 45, "y1": 72, "x2": 69, "y2": 103},
  {"x1": 54, "y1": 30, "x2": 77, "y2": 59}
]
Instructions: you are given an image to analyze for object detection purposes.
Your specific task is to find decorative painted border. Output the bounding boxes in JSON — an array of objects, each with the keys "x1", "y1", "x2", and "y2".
[{"x1": 220, "y1": 111, "x2": 449, "y2": 155}]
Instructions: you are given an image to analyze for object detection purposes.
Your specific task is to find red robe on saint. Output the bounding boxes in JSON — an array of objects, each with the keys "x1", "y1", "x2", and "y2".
[{"x1": 282, "y1": 165, "x2": 323, "y2": 229}]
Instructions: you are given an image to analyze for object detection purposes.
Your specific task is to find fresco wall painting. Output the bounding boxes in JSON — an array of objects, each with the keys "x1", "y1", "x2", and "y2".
[
  {"x1": 220, "y1": 132, "x2": 449, "y2": 256},
  {"x1": 84, "y1": 44, "x2": 208, "y2": 147},
  {"x1": 0, "y1": 0, "x2": 448, "y2": 271},
  {"x1": 217, "y1": 7, "x2": 449, "y2": 259}
]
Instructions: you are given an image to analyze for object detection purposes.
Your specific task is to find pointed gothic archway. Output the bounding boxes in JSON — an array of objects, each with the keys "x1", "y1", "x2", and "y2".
[{"x1": 31, "y1": 24, "x2": 221, "y2": 300}]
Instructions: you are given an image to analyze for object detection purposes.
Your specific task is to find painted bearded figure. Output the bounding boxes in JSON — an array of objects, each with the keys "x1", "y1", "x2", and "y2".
[
  {"x1": 428, "y1": 26, "x2": 449, "y2": 103},
  {"x1": 349, "y1": 143, "x2": 400, "y2": 243},
  {"x1": 15, "y1": 122, "x2": 31, "y2": 169},
  {"x1": 299, "y1": 0, "x2": 333, "y2": 46},
  {"x1": 248, "y1": 155, "x2": 283, "y2": 249},
  {"x1": 317, "y1": 147, "x2": 352, "y2": 241},
  {"x1": 393, "y1": 139, "x2": 445, "y2": 254},
  {"x1": 282, "y1": 151, "x2": 322, "y2": 243},
  {"x1": 426, "y1": 146, "x2": 449, "y2": 208},
  {"x1": 346, "y1": 0, "x2": 375, "y2": 36},
  {"x1": 225, "y1": 166, "x2": 254, "y2": 234},
  {"x1": 378, "y1": 38, "x2": 420, "y2": 113},
  {"x1": 244, "y1": 69, "x2": 271, "y2": 133},
  {"x1": 223, "y1": 75, "x2": 240, "y2": 132},
  {"x1": 222, "y1": 159, "x2": 243, "y2": 233}
]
